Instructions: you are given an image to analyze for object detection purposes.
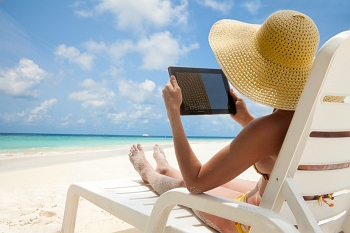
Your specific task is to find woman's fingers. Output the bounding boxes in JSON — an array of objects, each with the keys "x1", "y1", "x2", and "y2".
[
  {"x1": 170, "y1": 75, "x2": 179, "y2": 89},
  {"x1": 163, "y1": 76, "x2": 176, "y2": 92},
  {"x1": 163, "y1": 76, "x2": 181, "y2": 96},
  {"x1": 162, "y1": 75, "x2": 182, "y2": 113},
  {"x1": 230, "y1": 88, "x2": 240, "y2": 102}
]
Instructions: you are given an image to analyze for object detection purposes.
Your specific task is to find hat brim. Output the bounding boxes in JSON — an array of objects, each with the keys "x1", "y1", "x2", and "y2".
[{"x1": 209, "y1": 19, "x2": 313, "y2": 110}]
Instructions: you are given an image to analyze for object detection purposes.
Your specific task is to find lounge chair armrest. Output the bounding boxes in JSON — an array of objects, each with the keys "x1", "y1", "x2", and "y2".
[{"x1": 145, "y1": 188, "x2": 299, "y2": 233}]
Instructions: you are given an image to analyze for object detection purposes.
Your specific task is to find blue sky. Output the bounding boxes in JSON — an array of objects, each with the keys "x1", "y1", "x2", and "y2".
[{"x1": 0, "y1": 0, "x2": 349, "y2": 137}]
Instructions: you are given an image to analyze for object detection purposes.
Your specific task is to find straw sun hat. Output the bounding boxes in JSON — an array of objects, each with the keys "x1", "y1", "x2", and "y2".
[{"x1": 209, "y1": 10, "x2": 320, "y2": 110}]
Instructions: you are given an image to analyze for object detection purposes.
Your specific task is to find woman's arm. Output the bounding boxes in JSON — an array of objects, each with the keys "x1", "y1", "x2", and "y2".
[
  {"x1": 162, "y1": 76, "x2": 203, "y2": 191},
  {"x1": 162, "y1": 76, "x2": 289, "y2": 193}
]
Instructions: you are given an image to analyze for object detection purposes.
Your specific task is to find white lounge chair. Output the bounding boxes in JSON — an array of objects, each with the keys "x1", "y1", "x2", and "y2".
[
  {"x1": 61, "y1": 31, "x2": 350, "y2": 233},
  {"x1": 256, "y1": 30, "x2": 350, "y2": 233}
]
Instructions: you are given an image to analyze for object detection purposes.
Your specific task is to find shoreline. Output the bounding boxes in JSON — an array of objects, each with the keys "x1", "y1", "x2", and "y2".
[
  {"x1": 0, "y1": 140, "x2": 258, "y2": 233},
  {"x1": 0, "y1": 143, "x2": 175, "y2": 172},
  {"x1": 0, "y1": 136, "x2": 232, "y2": 159}
]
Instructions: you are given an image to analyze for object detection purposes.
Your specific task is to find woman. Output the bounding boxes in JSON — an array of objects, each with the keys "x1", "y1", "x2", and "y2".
[{"x1": 129, "y1": 10, "x2": 321, "y2": 232}]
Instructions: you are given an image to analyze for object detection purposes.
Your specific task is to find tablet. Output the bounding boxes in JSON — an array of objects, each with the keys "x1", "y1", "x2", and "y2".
[{"x1": 168, "y1": 66, "x2": 236, "y2": 115}]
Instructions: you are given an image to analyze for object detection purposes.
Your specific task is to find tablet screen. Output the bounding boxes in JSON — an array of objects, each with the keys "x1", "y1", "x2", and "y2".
[{"x1": 168, "y1": 67, "x2": 236, "y2": 115}]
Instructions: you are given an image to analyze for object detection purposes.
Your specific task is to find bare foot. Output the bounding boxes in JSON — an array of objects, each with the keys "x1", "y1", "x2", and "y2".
[
  {"x1": 129, "y1": 144, "x2": 154, "y2": 183},
  {"x1": 153, "y1": 144, "x2": 170, "y2": 174}
]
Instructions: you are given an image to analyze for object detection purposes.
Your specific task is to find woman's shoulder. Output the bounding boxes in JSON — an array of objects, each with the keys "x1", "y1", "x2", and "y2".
[
  {"x1": 240, "y1": 110, "x2": 294, "y2": 154},
  {"x1": 249, "y1": 110, "x2": 293, "y2": 133}
]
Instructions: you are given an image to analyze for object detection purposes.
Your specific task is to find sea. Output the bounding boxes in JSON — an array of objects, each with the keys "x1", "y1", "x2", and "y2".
[{"x1": 0, "y1": 133, "x2": 232, "y2": 159}]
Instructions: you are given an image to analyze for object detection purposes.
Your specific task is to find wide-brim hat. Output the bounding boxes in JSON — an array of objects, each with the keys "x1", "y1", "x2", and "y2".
[{"x1": 209, "y1": 10, "x2": 320, "y2": 110}]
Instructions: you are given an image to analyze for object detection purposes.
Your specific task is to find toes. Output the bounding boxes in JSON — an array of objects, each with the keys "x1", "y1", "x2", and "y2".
[
  {"x1": 129, "y1": 144, "x2": 138, "y2": 156},
  {"x1": 137, "y1": 144, "x2": 143, "y2": 152},
  {"x1": 153, "y1": 144, "x2": 159, "y2": 152},
  {"x1": 153, "y1": 144, "x2": 166, "y2": 158},
  {"x1": 159, "y1": 146, "x2": 165, "y2": 157},
  {"x1": 129, "y1": 146, "x2": 135, "y2": 154},
  {"x1": 129, "y1": 144, "x2": 144, "y2": 157}
]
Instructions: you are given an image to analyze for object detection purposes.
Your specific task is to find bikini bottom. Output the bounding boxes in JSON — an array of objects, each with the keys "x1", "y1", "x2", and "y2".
[
  {"x1": 234, "y1": 191, "x2": 251, "y2": 233},
  {"x1": 233, "y1": 192, "x2": 334, "y2": 233}
]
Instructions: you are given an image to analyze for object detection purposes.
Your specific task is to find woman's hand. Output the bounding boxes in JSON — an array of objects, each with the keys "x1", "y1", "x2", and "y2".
[
  {"x1": 230, "y1": 89, "x2": 254, "y2": 127},
  {"x1": 162, "y1": 75, "x2": 182, "y2": 115}
]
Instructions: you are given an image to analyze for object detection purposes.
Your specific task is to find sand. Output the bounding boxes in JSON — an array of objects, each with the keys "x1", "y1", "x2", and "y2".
[{"x1": 0, "y1": 141, "x2": 260, "y2": 233}]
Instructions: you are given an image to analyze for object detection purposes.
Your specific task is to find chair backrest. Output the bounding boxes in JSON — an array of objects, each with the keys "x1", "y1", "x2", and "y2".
[{"x1": 259, "y1": 31, "x2": 350, "y2": 233}]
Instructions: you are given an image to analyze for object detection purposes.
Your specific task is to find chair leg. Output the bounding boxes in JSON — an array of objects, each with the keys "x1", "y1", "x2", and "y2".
[{"x1": 61, "y1": 185, "x2": 81, "y2": 233}]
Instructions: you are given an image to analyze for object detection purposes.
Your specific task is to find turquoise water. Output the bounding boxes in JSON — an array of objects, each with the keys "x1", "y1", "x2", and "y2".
[
  {"x1": 0, "y1": 133, "x2": 232, "y2": 158},
  {"x1": 0, "y1": 134, "x2": 172, "y2": 151}
]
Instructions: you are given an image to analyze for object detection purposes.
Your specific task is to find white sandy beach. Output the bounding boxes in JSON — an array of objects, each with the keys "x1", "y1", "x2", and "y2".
[{"x1": 0, "y1": 141, "x2": 260, "y2": 233}]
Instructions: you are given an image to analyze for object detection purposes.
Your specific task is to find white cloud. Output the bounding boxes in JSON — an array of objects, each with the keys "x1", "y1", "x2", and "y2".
[
  {"x1": 196, "y1": 0, "x2": 234, "y2": 14},
  {"x1": 26, "y1": 98, "x2": 57, "y2": 123},
  {"x1": 31, "y1": 99, "x2": 57, "y2": 114},
  {"x1": 82, "y1": 0, "x2": 189, "y2": 32},
  {"x1": 71, "y1": 1, "x2": 94, "y2": 17},
  {"x1": 241, "y1": 0, "x2": 262, "y2": 15},
  {"x1": 0, "y1": 111, "x2": 25, "y2": 122},
  {"x1": 128, "y1": 105, "x2": 152, "y2": 119},
  {"x1": 117, "y1": 79, "x2": 156, "y2": 103},
  {"x1": 108, "y1": 40, "x2": 135, "y2": 61},
  {"x1": 84, "y1": 39, "x2": 134, "y2": 64},
  {"x1": 54, "y1": 44, "x2": 94, "y2": 70},
  {"x1": 140, "y1": 79, "x2": 156, "y2": 92},
  {"x1": 26, "y1": 114, "x2": 42, "y2": 123},
  {"x1": 61, "y1": 114, "x2": 72, "y2": 121},
  {"x1": 0, "y1": 58, "x2": 47, "y2": 97},
  {"x1": 85, "y1": 31, "x2": 198, "y2": 71},
  {"x1": 83, "y1": 40, "x2": 108, "y2": 54},
  {"x1": 108, "y1": 112, "x2": 127, "y2": 124},
  {"x1": 128, "y1": 104, "x2": 163, "y2": 120},
  {"x1": 60, "y1": 113, "x2": 72, "y2": 126},
  {"x1": 137, "y1": 31, "x2": 199, "y2": 70},
  {"x1": 68, "y1": 78, "x2": 115, "y2": 108},
  {"x1": 103, "y1": 66, "x2": 125, "y2": 78},
  {"x1": 74, "y1": 10, "x2": 94, "y2": 17},
  {"x1": 60, "y1": 122, "x2": 69, "y2": 126},
  {"x1": 77, "y1": 118, "x2": 86, "y2": 124}
]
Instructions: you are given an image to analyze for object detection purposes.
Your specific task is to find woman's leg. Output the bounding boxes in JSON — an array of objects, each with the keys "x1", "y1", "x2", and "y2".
[
  {"x1": 153, "y1": 144, "x2": 183, "y2": 180},
  {"x1": 221, "y1": 179, "x2": 257, "y2": 194},
  {"x1": 153, "y1": 144, "x2": 257, "y2": 194},
  {"x1": 129, "y1": 144, "x2": 185, "y2": 195},
  {"x1": 197, "y1": 185, "x2": 262, "y2": 233},
  {"x1": 129, "y1": 144, "x2": 260, "y2": 233},
  {"x1": 152, "y1": 144, "x2": 263, "y2": 232}
]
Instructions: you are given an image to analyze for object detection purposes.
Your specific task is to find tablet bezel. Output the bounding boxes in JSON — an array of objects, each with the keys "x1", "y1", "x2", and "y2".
[{"x1": 168, "y1": 66, "x2": 236, "y2": 115}]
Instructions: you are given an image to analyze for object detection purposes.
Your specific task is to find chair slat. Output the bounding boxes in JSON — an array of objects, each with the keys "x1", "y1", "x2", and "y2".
[
  {"x1": 311, "y1": 103, "x2": 350, "y2": 130},
  {"x1": 78, "y1": 180, "x2": 217, "y2": 233},
  {"x1": 300, "y1": 137, "x2": 350, "y2": 164},
  {"x1": 280, "y1": 190, "x2": 350, "y2": 224},
  {"x1": 293, "y1": 167, "x2": 350, "y2": 195},
  {"x1": 319, "y1": 211, "x2": 347, "y2": 233}
]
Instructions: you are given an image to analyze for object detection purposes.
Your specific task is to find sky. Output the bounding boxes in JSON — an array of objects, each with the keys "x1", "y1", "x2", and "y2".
[{"x1": 0, "y1": 0, "x2": 349, "y2": 137}]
